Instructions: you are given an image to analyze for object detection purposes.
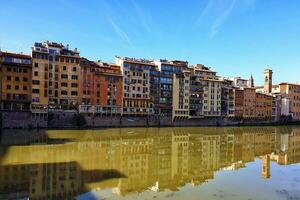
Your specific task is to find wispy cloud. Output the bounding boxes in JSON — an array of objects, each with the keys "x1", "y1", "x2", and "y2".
[
  {"x1": 98, "y1": 0, "x2": 133, "y2": 47},
  {"x1": 196, "y1": 0, "x2": 215, "y2": 25},
  {"x1": 210, "y1": 0, "x2": 237, "y2": 38},
  {"x1": 130, "y1": 0, "x2": 151, "y2": 33},
  {"x1": 109, "y1": 19, "x2": 132, "y2": 46},
  {"x1": 195, "y1": 0, "x2": 256, "y2": 38}
]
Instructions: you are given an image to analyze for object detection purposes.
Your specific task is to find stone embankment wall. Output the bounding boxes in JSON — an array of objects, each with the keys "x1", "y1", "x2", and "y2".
[
  {"x1": 1, "y1": 111, "x2": 47, "y2": 129},
  {"x1": 0, "y1": 111, "x2": 299, "y2": 129}
]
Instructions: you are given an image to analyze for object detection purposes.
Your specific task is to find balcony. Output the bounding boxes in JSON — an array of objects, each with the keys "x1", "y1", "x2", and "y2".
[{"x1": 78, "y1": 105, "x2": 122, "y2": 115}]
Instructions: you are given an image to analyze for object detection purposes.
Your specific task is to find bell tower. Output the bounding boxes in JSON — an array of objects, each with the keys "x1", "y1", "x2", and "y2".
[
  {"x1": 248, "y1": 74, "x2": 254, "y2": 88},
  {"x1": 264, "y1": 69, "x2": 273, "y2": 94}
]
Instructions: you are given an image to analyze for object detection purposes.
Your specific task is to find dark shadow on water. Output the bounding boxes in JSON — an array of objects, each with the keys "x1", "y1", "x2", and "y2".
[
  {"x1": 0, "y1": 129, "x2": 76, "y2": 165},
  {"x1": 0, "y1": 161, "x2": 126, "y2": 199}
]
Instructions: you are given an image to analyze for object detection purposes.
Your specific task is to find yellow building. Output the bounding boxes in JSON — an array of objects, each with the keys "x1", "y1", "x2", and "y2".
[
  {"x1": 279, "y1": 83, "x2": 300, "y2": 120},
  {"x1": 31, "y1": 41, "x2": 81, "y2": 112},
  {"x1": 202, "y1": 79, "x2": 222, "y2": 117},
  {"x1": 0, "y1": 52, "x2": 32, "y2": 111},
  {"x1": 191, "y1": 64, "x2": 222, "y2": 117},
  {"x1": 115, "y1": 57, "x2": 153, "y2": 115}
]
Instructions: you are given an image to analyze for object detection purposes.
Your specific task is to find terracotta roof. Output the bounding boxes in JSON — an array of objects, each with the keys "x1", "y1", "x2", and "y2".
[
  {"x1": 279, "y1": 82, "x2": 300, "y2": 86},
  {"x1": 0, "y1": 51, "x2": 31, "y2": 59}
]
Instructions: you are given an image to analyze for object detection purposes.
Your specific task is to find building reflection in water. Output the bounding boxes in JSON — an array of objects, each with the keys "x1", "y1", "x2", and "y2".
[{"x1": 0, "y1": 127, "x2": 300, "y2": 199}]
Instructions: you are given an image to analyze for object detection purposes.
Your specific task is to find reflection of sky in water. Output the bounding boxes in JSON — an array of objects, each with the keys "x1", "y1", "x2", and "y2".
[{"x1": 79, "y1": 160, "x2": 300, "y2": 200}]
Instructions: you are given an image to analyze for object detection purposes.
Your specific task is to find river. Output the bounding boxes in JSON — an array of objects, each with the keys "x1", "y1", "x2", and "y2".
[{"x1": 0, "y1": 126, "x2": 300, "y2": 200}]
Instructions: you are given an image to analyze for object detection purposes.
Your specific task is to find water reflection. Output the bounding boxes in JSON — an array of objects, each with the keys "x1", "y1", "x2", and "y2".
[{"x1": 0, "y1": 127, "x2": 300, "y2": 199}]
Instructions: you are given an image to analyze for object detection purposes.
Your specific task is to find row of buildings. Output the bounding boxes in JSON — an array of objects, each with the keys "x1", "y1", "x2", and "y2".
[{"x1": 0, "y1": 41, "x2": 299, "y2": 120}]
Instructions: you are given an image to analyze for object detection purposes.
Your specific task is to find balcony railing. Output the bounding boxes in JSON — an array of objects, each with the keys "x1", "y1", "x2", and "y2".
[
  {"x1": 78, "y1": 105, "x2": 122, "y2": 114},
  {"x1": 30, "y1": 104, "x2": 48, "y2": 113}
]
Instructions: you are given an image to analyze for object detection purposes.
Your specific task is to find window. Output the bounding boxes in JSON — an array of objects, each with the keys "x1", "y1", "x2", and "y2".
[
  {"x1": 32, "y1": 80, "x2": 40, "y2": 85},
  {"x1": 63, "y1": 66, "x2": 67, "y2": 70},
  {"x1": 15, "y1": 85, "x2": 19, "y2": 90},
  {"x1": 72, "y1": 67, "x2": 77, "y2": 72},
  {"x1": 6, "y1": 85, "x2": 11, "y2": 90},
  {"x1": 34, "y1": 63, "x2": 38, "y2": 68},
  {"x1": 61, "y1": 90, "x2": 68, "y2": 95},
  {"x1": 71, "y1": 83, "x2": 78, "y2": 88},
  {"x1": 7, "y1": 67, "x2": 11, "y2": 72},
  {"x1": 32, "y1": 89, "x2": 40, "y2": 94},
  {"x1": 61, "y1": 74, "x2": 68, "y2": 79},
  {"x1": 61, "y1": 82, "x2": 68, "y2": 87},
  {"x1": 15, "y1": 77, "x2": 20, "y2": 81},
  {"x1": 7, "y1": 76, "x2": 11, "y2": 81},
  {"x1": 23, "y1": 77, "x2": 28, "y2": 82},
  {"x1": 71, "y1": 75, "x2": 78, "y2": 80},
  {"x1": 71, "y1": 91, "x2": 78, "y2": 96},
  {"x1": 23, "y1": 86, "x2": 27, "y2": 90},
  {"x1": 32, "y1": 97, "x2": 39, "y2": 102},
  {"x1": 34, "y1": 71, "x2": 38, "y2": 76}
]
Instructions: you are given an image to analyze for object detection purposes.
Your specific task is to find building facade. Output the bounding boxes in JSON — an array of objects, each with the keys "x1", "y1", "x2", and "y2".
[
  {"x1": 115, "y1": 57, "x2": 152, "y2": 115},
  {"x1": 234, "y1": 89, "x2": 244, "y2": 118},
  {"x1": 191, "y1": 64, "x2": 222, "y2": 117},
  {"x1": 79, "y1": 59, "x2": 123, "y2": 115},
  {"x1": 243, "y1": 88, "x2": 256, "y2": 118},
  {"x1": 31, "y1": 41, "x2": 81, "y2": 111},
  {"x1": 221, "y1": 79, "x2": 235, "y2": 117},
  {"x1": 152, "y1": 60, "x2": 188, "y2": 116},
  {"x1": 189, "y1": 75, "x2": 204, "y2": 118},
  {"x1": 255, "y1": 93, "x2": 272, "y2": 119},
  {"x1": 172, "y1": 71, "x2": 190, "y2": 119},
  {"x1": 0, "y1": 52, "x2": 32, "y2": 111},
  {"x1": 279, "y1": 83, "x2": 300, "y2": 120},
  {"x1": 80, "y1": 58, "x2": 97, "y2": 105}
]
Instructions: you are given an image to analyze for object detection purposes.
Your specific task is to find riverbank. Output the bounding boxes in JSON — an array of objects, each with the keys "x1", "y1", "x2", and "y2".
[{"x1": 1, "y1": 110, "x2": 299, "y2": 129}]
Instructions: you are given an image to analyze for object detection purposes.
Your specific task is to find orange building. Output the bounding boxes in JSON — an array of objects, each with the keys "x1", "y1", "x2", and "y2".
[
  {"x1": 80, "y1": 58, "x2": 97, "y2": 105},
  {"x1": 79, "y1": 59, "x2": 123, "y2": 115},
  {"x1": 279, "y1": 83, "x2": 300, "y2": 120},
  {"x1": 234, "y1": 89, "x2": 244, "y2": 118},
  {"x1": 243, "y1": 88, "x2": 256, "y2": 118},
  {"x1": 255, "y1": 93, "x2": 272, "y2": 119},
  {"x1": 0, "y1": 52, "x2": 32, "y2": 111}
]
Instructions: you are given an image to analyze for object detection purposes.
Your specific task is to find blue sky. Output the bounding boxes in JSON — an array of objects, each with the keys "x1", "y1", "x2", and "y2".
[{"x1": 0, "y1": 0, "x2": 300, "y2": 85}]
